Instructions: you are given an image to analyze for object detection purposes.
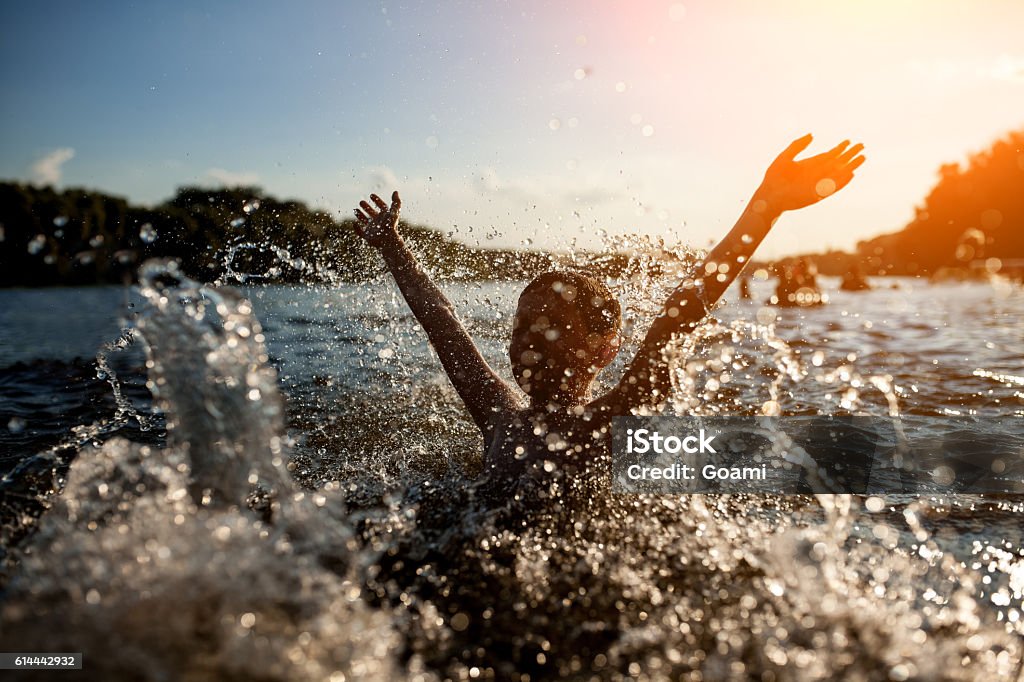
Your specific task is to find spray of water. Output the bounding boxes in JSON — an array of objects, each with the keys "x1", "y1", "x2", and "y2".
[
  {"x1": 2, "y1": 260, "x2": 406, "y2": 680},
  {"x1": 2, "y1": 241, "x2": 1023, "y2": 679}
]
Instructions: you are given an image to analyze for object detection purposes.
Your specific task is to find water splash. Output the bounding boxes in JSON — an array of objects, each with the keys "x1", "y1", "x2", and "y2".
[
  {"x1": 1, "y1": 259, "x2": 404, "y2": 680},
  {"x1": 218, "y1": 241, "x2": 318, "y2": 285},
  {"x1": 139, "y1": 222, "x2": 158, "y2": 244},
  {"x1": 2, "y1": 244, "x2": 1024, "y2": 679},
  {"x1": 136, "y1": 259, "x2": 292, "y2": 507}
]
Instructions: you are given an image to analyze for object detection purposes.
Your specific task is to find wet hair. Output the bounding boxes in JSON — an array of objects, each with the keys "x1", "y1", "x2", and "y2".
[{"x1": 514, "y1": 270, "x2": 621, "y2": 339}]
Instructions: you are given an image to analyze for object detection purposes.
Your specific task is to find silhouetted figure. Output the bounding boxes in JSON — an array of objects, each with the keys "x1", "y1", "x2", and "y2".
[
  {"x1": 774, "y1": 257, "x2": 823, "y2": 307},
  {"x1": 351, "y1": 135, "x2": 864, "y2": 480},
  {"x1": 840, "y1": 263, "x2": 872, "y2": 292}
]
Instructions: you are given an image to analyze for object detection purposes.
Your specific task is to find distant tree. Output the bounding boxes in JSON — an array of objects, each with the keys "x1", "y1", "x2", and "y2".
[
  {"x1": 858, "y1": 128, "x2": 1024, "y2": 274},
  {"x1": 0, "y1": 183, "x2": 634, "y2": 287}
]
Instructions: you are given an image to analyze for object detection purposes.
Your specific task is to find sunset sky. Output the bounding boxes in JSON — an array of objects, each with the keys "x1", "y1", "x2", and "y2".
[{"x1": 2, "y1": 1, "x2": 1022, "y2": 256}]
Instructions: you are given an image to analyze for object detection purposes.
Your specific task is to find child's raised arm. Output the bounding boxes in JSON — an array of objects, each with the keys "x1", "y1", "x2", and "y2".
[
  {"x1": 353, "y1": 191, "x2": 521, "y2": 433},
  {"x1": 599, "y1": 134, "x2": 866, "y2": 413}
]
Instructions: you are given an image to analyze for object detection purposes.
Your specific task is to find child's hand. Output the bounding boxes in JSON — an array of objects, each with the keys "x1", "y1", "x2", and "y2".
[
  {"x1": 353, "y1": 191, "x2": 402, "y2": 247},
  {"x1": 756, "y1": 135, "x2": 865, "y2": 213}
]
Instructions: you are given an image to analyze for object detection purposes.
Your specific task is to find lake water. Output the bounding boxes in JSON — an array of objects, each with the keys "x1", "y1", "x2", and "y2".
[{"x1": 1, "y1": 271, "x2": 1023, "y2": 680}]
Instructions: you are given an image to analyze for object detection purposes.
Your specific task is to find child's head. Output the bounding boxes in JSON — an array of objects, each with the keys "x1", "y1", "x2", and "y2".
[{"x1": 510, "y1": 270, "x2": 622, "y2": 404}]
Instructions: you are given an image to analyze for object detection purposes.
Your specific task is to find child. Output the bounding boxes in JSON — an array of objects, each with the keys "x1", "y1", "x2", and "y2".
[{"x1": 353, "y1": 135, "x2": 864, "y2": 481}]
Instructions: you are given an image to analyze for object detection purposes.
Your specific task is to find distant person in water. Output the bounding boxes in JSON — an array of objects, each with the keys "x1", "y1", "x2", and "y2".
[
  {"x1": 840, "y1": 262, "x2": 872, "y2": 292},
  {"x1": 352, "y1": 135, "x2": 865, "y2": 486},
  {"x1": 775, "y1": 257, "x2": 824, "y2": 307}
]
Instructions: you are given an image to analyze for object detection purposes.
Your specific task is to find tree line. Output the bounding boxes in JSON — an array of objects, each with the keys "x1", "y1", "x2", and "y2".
[
  {"x1": 0, "y1": 183, "x2": 640, "y2": 287},
  {"x1": 857, "y1": 128, "x2": 1024, "y2": 275},
  {"x1": 7, "y1": 127, "x2": 1017, "y2": 288}
]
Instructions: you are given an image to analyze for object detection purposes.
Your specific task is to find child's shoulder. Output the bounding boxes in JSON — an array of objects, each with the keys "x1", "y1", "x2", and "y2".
[{"x1": 484, "y1": 406, "x2": 613, "y2": 471}]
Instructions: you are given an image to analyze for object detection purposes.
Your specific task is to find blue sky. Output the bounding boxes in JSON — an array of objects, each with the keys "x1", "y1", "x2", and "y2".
[{"x1": 2, "y1": 1, "x2": 1023, "y2": 256}]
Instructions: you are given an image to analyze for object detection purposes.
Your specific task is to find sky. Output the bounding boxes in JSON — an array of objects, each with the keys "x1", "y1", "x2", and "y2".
[{"x1": 1, "y1": 0, "x2": 1022, "y2": 257}]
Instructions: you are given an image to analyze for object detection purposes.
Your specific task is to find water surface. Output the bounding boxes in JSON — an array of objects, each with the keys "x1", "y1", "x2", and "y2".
[{"x1": 1, "y1": 274, "x2": 1023, "y2": 680}]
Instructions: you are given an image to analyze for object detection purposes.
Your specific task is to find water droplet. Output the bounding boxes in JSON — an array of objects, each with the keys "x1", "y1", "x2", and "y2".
[
  {"x1": 425, "y1": 135, "x2": 439, "y2": 149},
  {"x1": 955, "y1": 243, "x2": 975, "y2": 262},
  {"x1": 548, "y1": 118, "x2": 561, "y2": 131},
  {"x1": 140, "y1": 223, "x2": 158, "y2": 244},
  {"x1": 756, "y1": 307, "x2": 777, "y2": 325},
  {"x1": 865, "y1": 496, "x2": 885, "y2": 512},
  {"x1": 450, "y1": 612, "x2": 469, "y2": 631},
  {"x1": 981, "y1": 208, "x2": 1002, "y2": 229},
  {"x1": 931, "y1": 465, "x2": 955, "y2": 486},
  {"x1": 28, "y1": 234, "x2": 46, "y2": 255},
  {"x1": 573, "y1": 68, "x2": 587, "y2": 80},
  {"x1": 53, "y1": 215, "x2": 68, "y2": 227},
  {"x1": 641, "y1": 125, "x2": 655, "y2": 137},
  {"x1": 7, "y1": 416, "x2": 26, "y2": 433},
  {"x1": 378, "y1": 347, "x2": 394, "y2": 359},
  {"x1": 230, "y1": 217, "x2": 246, "y2": 228},
  {"x1": 815, "y1": 178, "x2": 837, "y2": 197},
  {"x1": 243, "y1": 199, "x2": 261, "y2": 214},
  {"x1": 615, "y1": 82, "x2": 628, "y2": 93}
]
